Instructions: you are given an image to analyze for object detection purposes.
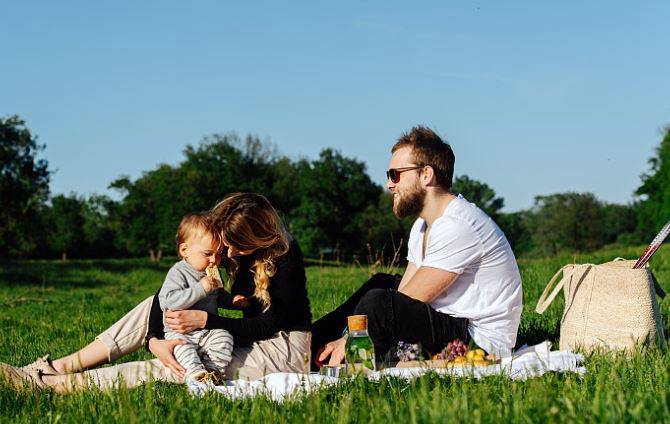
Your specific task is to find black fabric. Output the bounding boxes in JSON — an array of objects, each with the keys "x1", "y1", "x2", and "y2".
[
  {"x1": 310, "y1": 272, "x2": 401, "y2": 354},
  {"x1": 311, "y1": 273, "x2": 469, "y2": 361},
  {"x1": 147, "y1": 238, "x2": 312, "y2": 347}
]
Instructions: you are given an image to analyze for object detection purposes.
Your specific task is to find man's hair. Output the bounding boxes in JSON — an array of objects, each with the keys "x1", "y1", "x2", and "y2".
[
  {"x1": 392, "y1": 126, "x2": 455, "y2": 191},
  {"x1": 175, "y1": 213, "x2": 222, "y2": 256}
]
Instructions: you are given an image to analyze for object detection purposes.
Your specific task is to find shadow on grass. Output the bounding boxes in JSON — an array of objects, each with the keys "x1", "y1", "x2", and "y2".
[
  {"x1": 516, "y1": 326, "x2": 561, "y2": 348},
  {"x1": 303, "y1": 258, "x2": 349, "y2": 268},
  {"x1": 0, "y1": 259, "x2": 171, "y2": 289}
]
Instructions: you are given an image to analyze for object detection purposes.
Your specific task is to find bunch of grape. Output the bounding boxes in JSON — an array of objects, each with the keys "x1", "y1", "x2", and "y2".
[
  {"x1": 395, "y1": 341, "x2": 421, "y2": 362},
  {"x1": 435, "y1": 338, "x2": 469, "y2": 360}
]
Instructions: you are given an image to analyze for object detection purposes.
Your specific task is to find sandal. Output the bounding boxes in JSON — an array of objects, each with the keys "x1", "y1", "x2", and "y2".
[
  {"x1": 21, "y1": 354, "x2": 59, "y2": 375},
  {"x1": 0, "y1": 363, "x2": 47, "y2": 391}
]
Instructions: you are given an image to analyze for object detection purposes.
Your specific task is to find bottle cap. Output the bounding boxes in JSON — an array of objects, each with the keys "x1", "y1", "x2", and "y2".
[{"x1": 347, "y1": 315, "x2": 368, "y2": 331}]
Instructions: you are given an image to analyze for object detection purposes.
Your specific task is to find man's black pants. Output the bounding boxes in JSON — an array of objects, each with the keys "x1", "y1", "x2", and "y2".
[{"x1": 311, "y1": 273, "x2": 469, "y2": 362}]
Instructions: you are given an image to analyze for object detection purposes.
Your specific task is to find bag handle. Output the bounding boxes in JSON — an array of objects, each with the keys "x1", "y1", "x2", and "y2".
[
  {"x1": 650, "y1": 271, "x2": 667, "y2": 299},
  {"x1": 535, "y1": 265, "x2": 572, "y2": 314}
]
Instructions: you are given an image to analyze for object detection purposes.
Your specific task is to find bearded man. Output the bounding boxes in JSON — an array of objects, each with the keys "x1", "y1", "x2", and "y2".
[{"x1": 312, "y1": 126, "x2": 523, "y2": 366}]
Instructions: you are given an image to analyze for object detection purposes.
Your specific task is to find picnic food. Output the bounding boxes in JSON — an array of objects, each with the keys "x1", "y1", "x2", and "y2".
[
  {"x1": 395, "y1": 339, "x2": 498, "y2": 369},
  {"x1": 205, "y1": 265, "x2": 222, "y2": 282},
  {"x1": 206, "y1": 265, "x2": 227, "y2": 290},
  {"x1": 395, "y1": 341, "x2": 422, "y2": 362},
  {"x1": 435, "y1": 340, "x2": 497, "y2": 364},
  {"x1": 345, "y1": 315, "x2": 376, "y2": 373},
  {"x1": 432, "y1": 341, "x2": 497, "y2": 367},
  {"x1": 434, "y1": 338, "x2": 468, "y2": 361}
]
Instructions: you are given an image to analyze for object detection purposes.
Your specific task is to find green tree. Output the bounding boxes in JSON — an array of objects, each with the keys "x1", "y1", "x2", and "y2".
[
  {"x1": 287, "y1": 149, "x2": 382, "y2": 258},
  {"x1": 497, "y1": 211, "x2": 533, "y2": 254},
  {"x1": 527, "y1": 192, "x2": 606, "y2": 255},
  {"x1": 0, "y1": 115, "x2": 50, "y2": 256},
  {"x1": 109, "y1": 133, "x2": 282, "y2": 260},
  {"x1": 47, "y1": 194, "x2": 85, "y2": 260},
  {"x1": 635, "y1": 127, "x2": 670, "y2": 240},
  {"x1": 353, "y1": 192, "x2": 414, "y2": 264},
  {"x1": 82, "y1": 194, "x2": 119, "y2": 258},
  {"x1": 452, "y1": 175, "x2": 505, "y2": 220},
  {"x1": 179, "y1": 132, "x2": 279, "y2": 212},
  {"x1": 602, "y1": 202, "x2": 638, "y2": 245},
  {"x1": 110, "y1": 165, "x2": 187, "y2": 261}
]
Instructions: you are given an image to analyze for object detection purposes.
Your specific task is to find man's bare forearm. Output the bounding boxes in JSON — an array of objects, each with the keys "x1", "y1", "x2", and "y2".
[{"x1": 398, "y1": 266, "x2": 459, "y2": 303}]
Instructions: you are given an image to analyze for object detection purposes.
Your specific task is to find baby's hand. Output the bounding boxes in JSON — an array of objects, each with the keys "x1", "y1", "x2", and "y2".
[
  {"x1": 201, "y1": 276, "x2": 222, "y2": 294},
  {"x1": 232, "y1": 295, "x2": 250, "y2": 308}
]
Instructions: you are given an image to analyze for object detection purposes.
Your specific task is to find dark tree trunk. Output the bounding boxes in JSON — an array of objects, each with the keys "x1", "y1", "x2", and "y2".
[{"x1": 149, "y1": 249, "x2": 163, "y2": 262}]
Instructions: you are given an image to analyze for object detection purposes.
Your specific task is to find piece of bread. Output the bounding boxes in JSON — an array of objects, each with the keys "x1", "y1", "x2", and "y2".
[{"x1": 206, "y1": 265, "x2": 222, "y2": 282}]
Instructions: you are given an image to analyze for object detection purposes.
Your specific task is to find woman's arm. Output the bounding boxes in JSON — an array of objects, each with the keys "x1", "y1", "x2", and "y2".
[
  {"x1": 144, "y1": 292, "x2": 165, "y2": 349},
  {"x1": 165, "y1": 298, "x2": 285, "y2": 345},
  {"x1": 217, "y1": 289, "x2": 235, "y2": 309},
  {"x1": 205, "y1": 304, "x2": 284, "y2": 346},
  {"x1": 204, "y1": 253, "x2": 297, "y2": 345}
]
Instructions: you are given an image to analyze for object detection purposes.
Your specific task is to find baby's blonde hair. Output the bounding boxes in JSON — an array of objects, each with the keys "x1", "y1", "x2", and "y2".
[{"x1": 175, "y1": 213, "x2": 222, "y2": 257}]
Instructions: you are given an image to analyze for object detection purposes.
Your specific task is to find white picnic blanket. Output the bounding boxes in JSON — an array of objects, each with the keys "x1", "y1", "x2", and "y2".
[{"x1": 187, "y1": 341, "x2": 585, "y2": 401}]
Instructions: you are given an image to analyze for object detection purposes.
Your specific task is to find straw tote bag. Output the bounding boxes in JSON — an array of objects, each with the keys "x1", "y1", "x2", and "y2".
[{"x1": 535, "y1": 258, "x2": 667, "y2": 352}]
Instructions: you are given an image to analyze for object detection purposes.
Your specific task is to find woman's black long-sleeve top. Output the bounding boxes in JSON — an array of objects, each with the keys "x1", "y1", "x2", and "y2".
[{"x1": 147, "y1": 238, "x2": 312, "y2": 347}]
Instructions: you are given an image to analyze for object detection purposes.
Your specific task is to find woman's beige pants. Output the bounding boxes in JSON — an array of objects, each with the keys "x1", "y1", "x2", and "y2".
[{"x1": 83, "y1": 297, "x2": 311, "y2": 390}]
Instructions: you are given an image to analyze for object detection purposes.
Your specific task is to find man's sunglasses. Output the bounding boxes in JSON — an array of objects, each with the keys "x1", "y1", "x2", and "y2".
[{"x1": 386, "y1": 166, "x2": 425, "y2": 183}]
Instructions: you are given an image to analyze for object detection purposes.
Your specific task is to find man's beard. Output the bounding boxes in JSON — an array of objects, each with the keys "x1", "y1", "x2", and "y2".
[{"x1": 393, "y1": 183, "x2": 426, "y2": 219}]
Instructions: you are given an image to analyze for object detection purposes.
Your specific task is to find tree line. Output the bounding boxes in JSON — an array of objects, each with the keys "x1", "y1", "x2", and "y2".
[{"x1": 2, "y1": 114, "x2": 669, "y2": 262}]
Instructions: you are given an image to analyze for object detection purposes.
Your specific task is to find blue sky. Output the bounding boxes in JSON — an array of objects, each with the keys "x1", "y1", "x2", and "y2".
[{"x1": 2, "y1": 1, "x2": 669, "y2": 211}]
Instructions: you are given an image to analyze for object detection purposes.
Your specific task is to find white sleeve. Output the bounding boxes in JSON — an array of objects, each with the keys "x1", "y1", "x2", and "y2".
[
  {"x1": 421, "y1": 218, "x2": 482, "y2": 274},
  {"x1": 406, "y1": 240, "x2": 418, "y2": 267},
  {"x1": 406, "y1": 218, "x2": 422, "y2": 266}
]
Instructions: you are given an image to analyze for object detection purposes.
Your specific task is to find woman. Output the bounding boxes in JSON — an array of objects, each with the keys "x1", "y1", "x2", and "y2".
[{"x1": 0, "y1": 193, "x2": 312, "y2": 393}]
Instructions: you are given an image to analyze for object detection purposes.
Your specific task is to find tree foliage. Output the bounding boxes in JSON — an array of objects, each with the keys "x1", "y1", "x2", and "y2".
[
  {"x1": 0, "y1": 115, "x2": 50, "y2": 256},
  {"x1": 452, "y1": 175, "x2": 505, "y2": 220},
  {"x1": 287, "y1": 149, "x2": 381, "y2": 256},
  {"x1": 635, "y1": 127, "x2": 670, "y2": 241},
  {"x1": 47, "y1": 194, "x2": 85, "y2": 260},
  {"x1": 525, "y1": 192, "x2": 607, "y2": 255},
  {"x1": 1, "y1": 115, "x2": 655, "y2": 260}
]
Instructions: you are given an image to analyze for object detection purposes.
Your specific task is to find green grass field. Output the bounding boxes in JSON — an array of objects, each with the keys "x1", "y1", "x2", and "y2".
[{"x1": 1, "y1": 245, "x2": 669, "y2": 423}]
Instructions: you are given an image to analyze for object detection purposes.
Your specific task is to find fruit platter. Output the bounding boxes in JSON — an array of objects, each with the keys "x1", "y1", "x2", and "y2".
[{"x1": 394, "y1": 339, "x2": 499, "y2": 369}]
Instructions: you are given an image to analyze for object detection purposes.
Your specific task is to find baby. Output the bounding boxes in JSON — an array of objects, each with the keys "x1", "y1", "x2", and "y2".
[{"x1": 158, "y1": 213, "x2": 233, "y2": 382}]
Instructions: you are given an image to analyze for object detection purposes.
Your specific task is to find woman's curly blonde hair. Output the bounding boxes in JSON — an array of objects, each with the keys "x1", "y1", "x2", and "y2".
[{"x1": 210, "y1": 193, "x2": 289, "y2": 311}]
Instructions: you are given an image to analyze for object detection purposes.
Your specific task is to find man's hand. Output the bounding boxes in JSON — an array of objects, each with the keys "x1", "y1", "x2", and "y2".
[
  {"x1": 316, "y1": 336, "x2": 347, "y2": 367},
  {"x1": 200, "y1": 276, "x2": 223, "y2": 294},
  {"x1": 165, "y1": 309, "x2": 208, "y2": 333},
  {"x1": 148, "y1": 337, "x2": 186, "y2": 379}
]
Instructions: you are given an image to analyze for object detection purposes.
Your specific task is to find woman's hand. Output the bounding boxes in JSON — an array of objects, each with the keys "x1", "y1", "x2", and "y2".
[
  {"x1": 165, "y1": 309, "x2": 208, "y2": 333},
  {"x1": 316, "y1": 336, "x2": 347, "y2": 367},
  {"x1": 232, "y1": 295, "x2": 250, "y2": 308},
  {"x1": 148, "y1": 337, "x2": 186, "y2": 379}
]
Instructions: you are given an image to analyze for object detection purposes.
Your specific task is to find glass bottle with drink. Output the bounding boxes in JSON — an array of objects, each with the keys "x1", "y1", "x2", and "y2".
[{"x1": 345, "y1": 315, "x2": 376, "y2": 374}]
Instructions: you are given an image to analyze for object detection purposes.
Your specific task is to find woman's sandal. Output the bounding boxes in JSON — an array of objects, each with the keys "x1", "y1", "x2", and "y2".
[
  {"x1": 0, "y1": 363, "x2": 47, "y2": 391},
  {"x1": 20, "y1": 355, "x2": 59, "y2": 376}
]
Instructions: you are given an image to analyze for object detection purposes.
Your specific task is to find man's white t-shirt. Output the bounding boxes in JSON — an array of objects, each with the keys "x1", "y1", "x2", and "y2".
[{"x1": 406, "y1": 194, "x2": 523, "y2": 356}]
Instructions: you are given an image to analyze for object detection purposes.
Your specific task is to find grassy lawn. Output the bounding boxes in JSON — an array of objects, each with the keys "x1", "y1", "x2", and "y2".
[{"x1": 0, "y1": 245, "x2": 669, "y2": 423}]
